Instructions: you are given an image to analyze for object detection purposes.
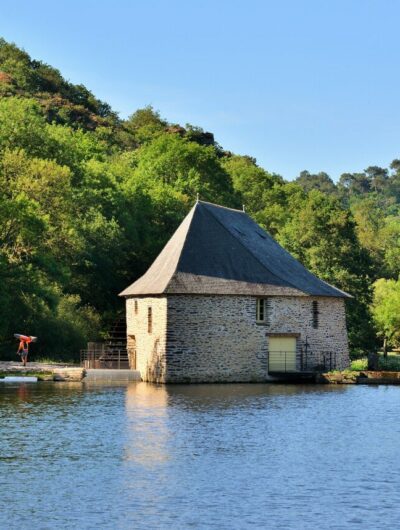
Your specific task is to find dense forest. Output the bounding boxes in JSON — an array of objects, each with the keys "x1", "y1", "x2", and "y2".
[{"x1": 1, "y1": 38, "x2": 399, "y2": 360}]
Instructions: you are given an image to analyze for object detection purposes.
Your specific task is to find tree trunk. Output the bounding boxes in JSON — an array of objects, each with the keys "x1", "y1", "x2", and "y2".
[
  {"x1": 368, "y1": 351, "x2": 378, "y2": 371},
  {"x1": 383, "y1": 337, "x2": 388, "y2": 358}
]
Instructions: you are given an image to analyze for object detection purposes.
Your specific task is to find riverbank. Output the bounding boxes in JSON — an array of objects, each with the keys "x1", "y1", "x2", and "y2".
[
  {"x1": 0, "y1": 361, "x2": 85, "y2": 381},
  {"x1": 0, "y1": 362, "x2": 141, "y2": 382},
  {"x1": 318, "y1": 370, "x2": 400, "y2": 385},
  {"x1": 2, "y1": 362, "x2": 400, "y2": 385}
]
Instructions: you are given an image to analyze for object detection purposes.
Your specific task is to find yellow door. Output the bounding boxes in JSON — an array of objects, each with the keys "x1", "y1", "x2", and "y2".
[{"x1": 268, "y1": 337, "x2": 297, "y2": 372}]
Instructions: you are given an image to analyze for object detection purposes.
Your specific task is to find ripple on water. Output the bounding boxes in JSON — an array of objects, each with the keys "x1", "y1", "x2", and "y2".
[{"x1": 1, "y1": 382, "x2": 400, "y2": 529}]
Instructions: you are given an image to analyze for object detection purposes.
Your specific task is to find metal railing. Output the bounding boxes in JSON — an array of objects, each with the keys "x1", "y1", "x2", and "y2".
[
  {"x1": 268, "y1": 350, "x2": 338, "y2": 374},
  {"x1": 303, "y1": 350, "x2": 337, "y2": 372},
  {"x1": 80, "y1": 348, "x2": 131, "y2": 369}
]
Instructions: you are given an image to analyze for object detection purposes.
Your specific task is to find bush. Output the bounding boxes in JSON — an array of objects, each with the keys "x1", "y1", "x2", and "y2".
[
  {"x1": 378, "y1": 355, "x2": 400, "y2": 371},
  {"x1": 350, "y1": 358, "x2": 368, "y2": 371}
]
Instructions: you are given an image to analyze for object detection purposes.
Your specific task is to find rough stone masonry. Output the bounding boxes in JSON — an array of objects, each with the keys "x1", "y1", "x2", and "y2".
[{"x1": 126, "y1": 295, "x2": 349, "y2": 383}]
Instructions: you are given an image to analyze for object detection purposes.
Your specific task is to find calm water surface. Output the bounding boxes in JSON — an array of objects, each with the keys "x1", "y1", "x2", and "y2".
[{"x1": 0, "y1": 382, "x2": 399, "y2": 529}]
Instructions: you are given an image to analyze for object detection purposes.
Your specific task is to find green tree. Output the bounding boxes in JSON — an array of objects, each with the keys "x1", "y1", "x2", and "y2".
[
  {"x1": 371, "y1": 278, "x2": 400, "y2": 355},
  {"x1": 365, "y1": 166, "x2": 389, "y2": 193},
  {"x1": 222, "y1": 155, "x2": 281, "y2": 217},
  {"x1": 275, "y1": 189, "x2": 375, "y2": 353},
  {"x1": 134, "y1": 133, "x2": 238, "y2": 205},
  {"x1": 295, "y1": 170, "x2": 337, "y2": 195},
  {"x1": 339, "y1": 172, "x2": 371, "y2": 195},
  {"x1": 124, "y1": 106, "x2": 167, "y2": 145}
]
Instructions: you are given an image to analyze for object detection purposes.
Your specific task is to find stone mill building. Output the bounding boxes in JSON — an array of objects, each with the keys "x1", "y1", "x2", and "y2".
[{"x1": 120, "y1": 201, "x2": 350, "y2": 383}]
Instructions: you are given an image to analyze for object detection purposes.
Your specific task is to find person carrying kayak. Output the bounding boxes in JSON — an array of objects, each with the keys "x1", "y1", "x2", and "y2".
[
  {"x1": 17, "y1": 338, "x2": 30, "y2": 366},
  {"x1": 14, "y1": 334, "x2": 37, "y2": 367}
]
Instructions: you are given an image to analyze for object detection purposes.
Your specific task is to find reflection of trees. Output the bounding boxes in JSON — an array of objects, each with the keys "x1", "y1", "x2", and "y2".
[{"x1": 124, "y1": 382, "x2": 170, "y2": 467}]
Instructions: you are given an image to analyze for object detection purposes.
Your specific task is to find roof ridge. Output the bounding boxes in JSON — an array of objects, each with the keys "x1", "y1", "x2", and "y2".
[
  {"x1": 197, "y1": 200, "x2": 245, "y2": 214},
  {"x1": 202, "y1": 203, "x2": 306, "y2": 293},
  {"x1": 163, "y1": 204, "x2": 197, "y2": 293}
]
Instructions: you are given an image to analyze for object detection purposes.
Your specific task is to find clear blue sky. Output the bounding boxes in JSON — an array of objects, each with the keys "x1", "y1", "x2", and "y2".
[{"x1": 1, "y1": 0, "x2": 399, "y2": 180}]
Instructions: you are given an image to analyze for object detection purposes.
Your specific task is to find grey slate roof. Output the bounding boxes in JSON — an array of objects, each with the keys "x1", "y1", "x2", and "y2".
[{"x1": 120, "y1": 201, "x2": 351, "y2": 298}]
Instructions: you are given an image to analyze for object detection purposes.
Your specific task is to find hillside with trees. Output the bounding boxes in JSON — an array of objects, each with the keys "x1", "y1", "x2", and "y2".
[{"x1": 0, "y1": 38, "x2": 398, "y2": 360}]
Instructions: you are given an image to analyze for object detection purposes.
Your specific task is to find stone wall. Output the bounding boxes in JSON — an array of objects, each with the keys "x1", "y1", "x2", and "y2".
[
  {"x1": 265, "y1": 296, "x2": 349, "y2": 372},
  {"x1": 165, "y1": 295, "x2": 349, "y2": 383},
  {"x1": 126, "y1": 294, "x2": 349, "y2": 383},
  {"x1": 166, "y1": 296, "x2": 269, "y2": 383},
  {"x1": 126, "y1": 296, "x2": 168, "y2": 382}
]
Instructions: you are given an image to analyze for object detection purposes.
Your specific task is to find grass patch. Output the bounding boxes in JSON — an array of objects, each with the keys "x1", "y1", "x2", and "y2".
[
  {"x1": 34, "y1": 357, "x2": 78, "y2": 365},
  {"x1": 379, "y1": 356, "x2": 400, "y2": 371},
  {"x1": 350, "y1": 353, "x2": 400, "y2": 372},
  {"x1": 0, "y1": 371, "x2": 54, "y2": 380}
]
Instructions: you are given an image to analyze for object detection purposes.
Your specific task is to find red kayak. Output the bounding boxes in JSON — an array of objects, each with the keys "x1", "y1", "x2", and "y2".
[{"x1": 14, "y1": 334, "x2": 38, "y2": 343}]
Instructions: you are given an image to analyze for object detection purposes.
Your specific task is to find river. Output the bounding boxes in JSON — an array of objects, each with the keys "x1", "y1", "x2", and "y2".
[{"x1": 0, "y1": 382, "x2": 399, "y2": 529}]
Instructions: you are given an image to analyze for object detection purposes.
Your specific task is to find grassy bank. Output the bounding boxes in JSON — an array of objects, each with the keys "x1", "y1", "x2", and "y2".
[
  {"x1": 0, "y1": 371, "x2": 54, "y2": 380},
  {"x1": 351, "y1": 353, "x2": 400, "y2": 371}
]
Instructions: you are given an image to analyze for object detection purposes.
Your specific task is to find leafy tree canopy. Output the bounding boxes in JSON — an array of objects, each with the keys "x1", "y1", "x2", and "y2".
[
  {"x1": 295, "y1": 170, "x2": 336, "y2": 195},
  {"x1": 371, "y1": 278, "x2": 400, "y2": 348},
  {"x1": 1, "y1": 38, "x2": 400, "y2": 360}
]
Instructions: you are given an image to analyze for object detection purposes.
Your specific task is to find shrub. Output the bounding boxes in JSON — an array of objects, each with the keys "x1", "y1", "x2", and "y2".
[{"x1": 350, "y1": 358, "x2": 368, "y2": 371}]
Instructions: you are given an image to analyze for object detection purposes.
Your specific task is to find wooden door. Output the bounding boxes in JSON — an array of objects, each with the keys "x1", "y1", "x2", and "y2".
[{"x1": 268, "y1": 337, "x2": 297, "y2": 372}]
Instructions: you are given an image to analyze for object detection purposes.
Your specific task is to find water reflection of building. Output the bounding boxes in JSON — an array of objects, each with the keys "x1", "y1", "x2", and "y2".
[
  {"x1": 122, "y1": 381, "x2": 348, "y2": 482},
  {"x1": 124, "y1": 383, "x2": 169, "y2": 468},
  {"x1": 158, "y1": 382, "x2": 347, "y2": 411}
]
